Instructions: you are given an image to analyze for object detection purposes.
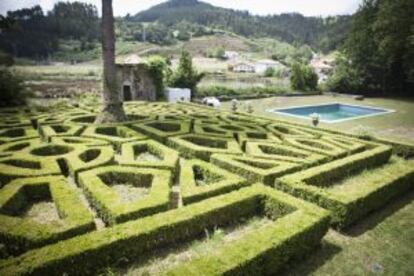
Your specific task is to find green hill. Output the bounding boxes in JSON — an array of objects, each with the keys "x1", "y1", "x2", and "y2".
[{"x1": 133, "y1": 0, "x2": 352, "y2": 53}]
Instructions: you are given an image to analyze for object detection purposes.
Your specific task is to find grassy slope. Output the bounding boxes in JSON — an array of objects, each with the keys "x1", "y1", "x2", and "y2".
[
  {"x1": 282, "y1": 190, "x2": 414, "y2": 275},
  {"x1": 51, "y1": 33, "x2": 266, "y2": 63}
]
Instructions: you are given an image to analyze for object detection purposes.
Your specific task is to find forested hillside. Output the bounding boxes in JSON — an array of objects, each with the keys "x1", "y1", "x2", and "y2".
[
  {"x1": 133, "y1": 0, "x2": 352, "y2": 53},
  {"x1": 0, "y1": 2, "x2": 99, "y2": 60},
  {"x1": 0, "y1": 0, "x2": 352, "y2": 62}
]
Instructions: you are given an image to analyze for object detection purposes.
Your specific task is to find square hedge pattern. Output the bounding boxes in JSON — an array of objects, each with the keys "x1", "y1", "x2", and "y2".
[
  {"x1": 0, "y1": 101, "x2": 413, "y2": 275},
  {"x1": 0, "y1": 176, "x2": 95, "y2": 253}
]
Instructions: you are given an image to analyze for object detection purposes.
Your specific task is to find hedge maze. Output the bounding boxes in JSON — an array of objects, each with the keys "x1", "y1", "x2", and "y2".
[{"x1": 0, "y1": 102, "x2": 413, "y2": 275}]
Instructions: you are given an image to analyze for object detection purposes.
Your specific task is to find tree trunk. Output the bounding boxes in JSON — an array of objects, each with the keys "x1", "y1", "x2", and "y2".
[{"x1": 95, "y1": 0, "x2": 126, "y2": 123}]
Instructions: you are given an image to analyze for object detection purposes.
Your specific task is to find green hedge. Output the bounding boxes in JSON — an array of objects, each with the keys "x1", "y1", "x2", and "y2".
[
  {"x1": 179, "y1": 159, "x2": 248, "y2": 204},
  {"x1": 265, "y1": 122, "x2": 319, "y2": 138},
  {"x1": 195, "y1": 85, "x2": 288, "y2": 98},
  {"x1": 0, "y1": 185, "x2": 330, "y2": 275},
  {"x1": 275, "y1": 144, "x2": 401, "y2": 228},
  {"x1": 0, "y1": 127, "x2": 38, "y2": 143},
  {"x1": 0, "y1": 176, "x2": 95, "y2": 254},
  {"x1": 193, "y1": 124, "x2": 234, "y2": 138},
  {"x1": 130, "y1": 120, "x2": 191, "y2": 143},
  {"x1": 51, "y1": 136, "x2": 110, "y2": 147},
  {"x1": 283, "y1": 136, "x2": 353, "y2": 158},
  {"x1": 118, "y1": 140, "x2": 180, "y2": 177},
  {"x1": 167, "y1": 134, "x2": 243, "y2": 161},
  {"x1": 0, "y1": 143, "x2": 62, "y2": 187},
  {"x1": 38, "y1": 124, "x2": 85, "y2": 142},
  {"x1": 82, "y1": 125, "x2": 147, "y2": 150},
  {"x1": 237, "y1": 131, "x2": 282, "y2": 151},
  {"x1": 0, "y1": 139, "x2": 115, "y2": 185},
  {"x1": 211, "y1": 154, "x2": 303, "y2": 185},
  {"x1": 78, "y1": 165, "x2": 172, "y2": 225},
  {"x1": 0, "y1": 116, "x2": 32, "y2": 129},
  {"x1": 219, "y1": 113, "x2": 272, "y2": 126},
  {"x1": 245, "y1": 141, "x2": 327, "y2": 165}
]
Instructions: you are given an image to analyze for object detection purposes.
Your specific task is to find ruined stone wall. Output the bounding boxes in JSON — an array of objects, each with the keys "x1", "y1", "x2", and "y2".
[{"x1": 116, "y1": 64, "x2": 156, "y2": 101}]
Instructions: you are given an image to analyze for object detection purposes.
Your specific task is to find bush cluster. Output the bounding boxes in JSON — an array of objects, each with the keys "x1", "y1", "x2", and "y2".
[{"x1": 0, "y1": 69, "x2": 26, "y2": 107}]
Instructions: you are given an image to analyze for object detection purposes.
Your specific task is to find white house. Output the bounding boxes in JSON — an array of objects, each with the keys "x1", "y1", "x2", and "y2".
[
  {"x1": 223, "y1": 51, "x2": 239, "y2": 60},
  {"x1": 255, "y1": 59, "x2": 282, "y2": 74},
  {"x1": 231, "y1": 62, "x2": 256, "y2": 73}
]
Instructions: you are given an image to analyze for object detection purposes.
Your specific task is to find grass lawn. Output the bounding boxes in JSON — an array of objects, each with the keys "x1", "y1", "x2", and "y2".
[
  {"x1": 282, "y1": 190, "x2": 414, "y2": 275},
  {"x1": 222, "y1": 95, "x2": 414, "y2": 143}
]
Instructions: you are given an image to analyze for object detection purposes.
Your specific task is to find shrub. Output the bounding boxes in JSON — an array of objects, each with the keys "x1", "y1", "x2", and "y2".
[
  {"x1": 264, "y1": 67, "x2": 276, "y2": 77},
  {"x1": 0, "y1": 69, "x2": 26, "y2": 107},
  {"x1": 195, "y1": 85, "x2": 288, "y2": 98},
  {"x1": 0, "y1": 51, "x2": 14, "y2": 66},
  {"x1": 146, "y1": 55, "x2": 171, "y2": 100},
  {"x1": 169, "y1": 51, "x2": 204, "y2": 93},
  {"x1": 290, "y1": 62, "x2": 318, "y2": 91}
]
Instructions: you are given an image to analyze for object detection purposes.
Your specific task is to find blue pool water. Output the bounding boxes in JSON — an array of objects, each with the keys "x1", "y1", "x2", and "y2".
[{"x1": 269, "y1": 103, "x2": 393, "y2": 123}]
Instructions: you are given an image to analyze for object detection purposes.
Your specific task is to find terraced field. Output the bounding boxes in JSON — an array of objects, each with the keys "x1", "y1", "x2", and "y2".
[{"x1": 0, "y1": 101, "x2": 413, "y2": 275}]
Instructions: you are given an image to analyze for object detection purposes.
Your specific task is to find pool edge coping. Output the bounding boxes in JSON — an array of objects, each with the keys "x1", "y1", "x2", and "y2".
[{"x1": 265, "y1": 102, "x2": 396, "y2": 124}]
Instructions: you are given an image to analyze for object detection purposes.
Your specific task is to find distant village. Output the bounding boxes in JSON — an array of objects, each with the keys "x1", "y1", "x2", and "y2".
[{"x1": 220, "y1": 50, "x2": 333, "y2": 83}]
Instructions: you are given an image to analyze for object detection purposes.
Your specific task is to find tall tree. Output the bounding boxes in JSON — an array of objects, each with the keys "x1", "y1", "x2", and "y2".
[
  {"x1": 95, "y1": 0, "x2": 126, "y2": 123},
  {"x1": 341, "y1": 0, "x2": 414, "y2": 95}
]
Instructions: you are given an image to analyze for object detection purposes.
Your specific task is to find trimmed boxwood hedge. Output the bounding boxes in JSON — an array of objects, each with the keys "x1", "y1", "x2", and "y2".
[
  {"x1": 0, "y1": 116, "x2": 32, "y2": 129},
  {"x1": 275, "y1": 144, "x2": 399, "y2": 228},
  {"x1": 51, "y1": 136, "x2": 110, "y2": 147},
  {"x1": 283, "y1": 137, "x2": 353, "y2": 158},
  {"x1": 193, "y1": 124, "x2": 234, "y2": 138},
  {"x1": 266, "y1": 122, "x2": 319, "y2": 138},
  {"x1": 82, "y1": 125, "x2": 147, "y2": 150},
  {"x1": 0, "y1": 185, "x2": 330, "y2": 276},
  {"x1": 78, "y1": 165, "x2": 172, "y2": 225},
  {"x1": 167, "y1": 134, "x2": 243, "y2": 161},
  {"x1": 0, "y1": 176, "x2": 95, "y2": 254},
  {"x1": 0, "y1": 127, "x2": 38, "y2": 143},
  {"x1": 118, "y1": 140, "x2": 180, "y2": 176},
  {"x1": 0, "y1": 138, "x2": 115, "y2": 185},
  {"x1": 38, "y1": 124, "x2": 85, "y2": 142},
  {"x1": 179, "y1": 158, "x2": 249, "y2": 204},
  {"x1": 130, "y1": 120, "x2": 191, "y2": 143},
  {"x1": 245, "y1": 141, "x2": 327, "y2": 165},
  {"x1": 237, "y1": 130, "x2": 282, "y2": 150},
  {"x1": 211, "y1": 154, "x2": 303, "y2": 185}
]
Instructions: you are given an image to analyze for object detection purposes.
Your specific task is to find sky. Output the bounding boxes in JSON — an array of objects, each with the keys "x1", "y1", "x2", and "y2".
[{"x1": 0, "y1": 0, "x2": 362, "y2": 17}]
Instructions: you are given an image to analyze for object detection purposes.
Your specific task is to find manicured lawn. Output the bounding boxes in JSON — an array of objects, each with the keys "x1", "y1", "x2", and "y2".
[{"x1": 222, "y1": 95, "x2": 414, "y2": 143}]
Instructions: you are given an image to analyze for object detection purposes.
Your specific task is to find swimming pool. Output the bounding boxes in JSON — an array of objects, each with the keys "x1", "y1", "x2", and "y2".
[{"x1": 267, "y1": 103, "x2": 394, "y2": 123}]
